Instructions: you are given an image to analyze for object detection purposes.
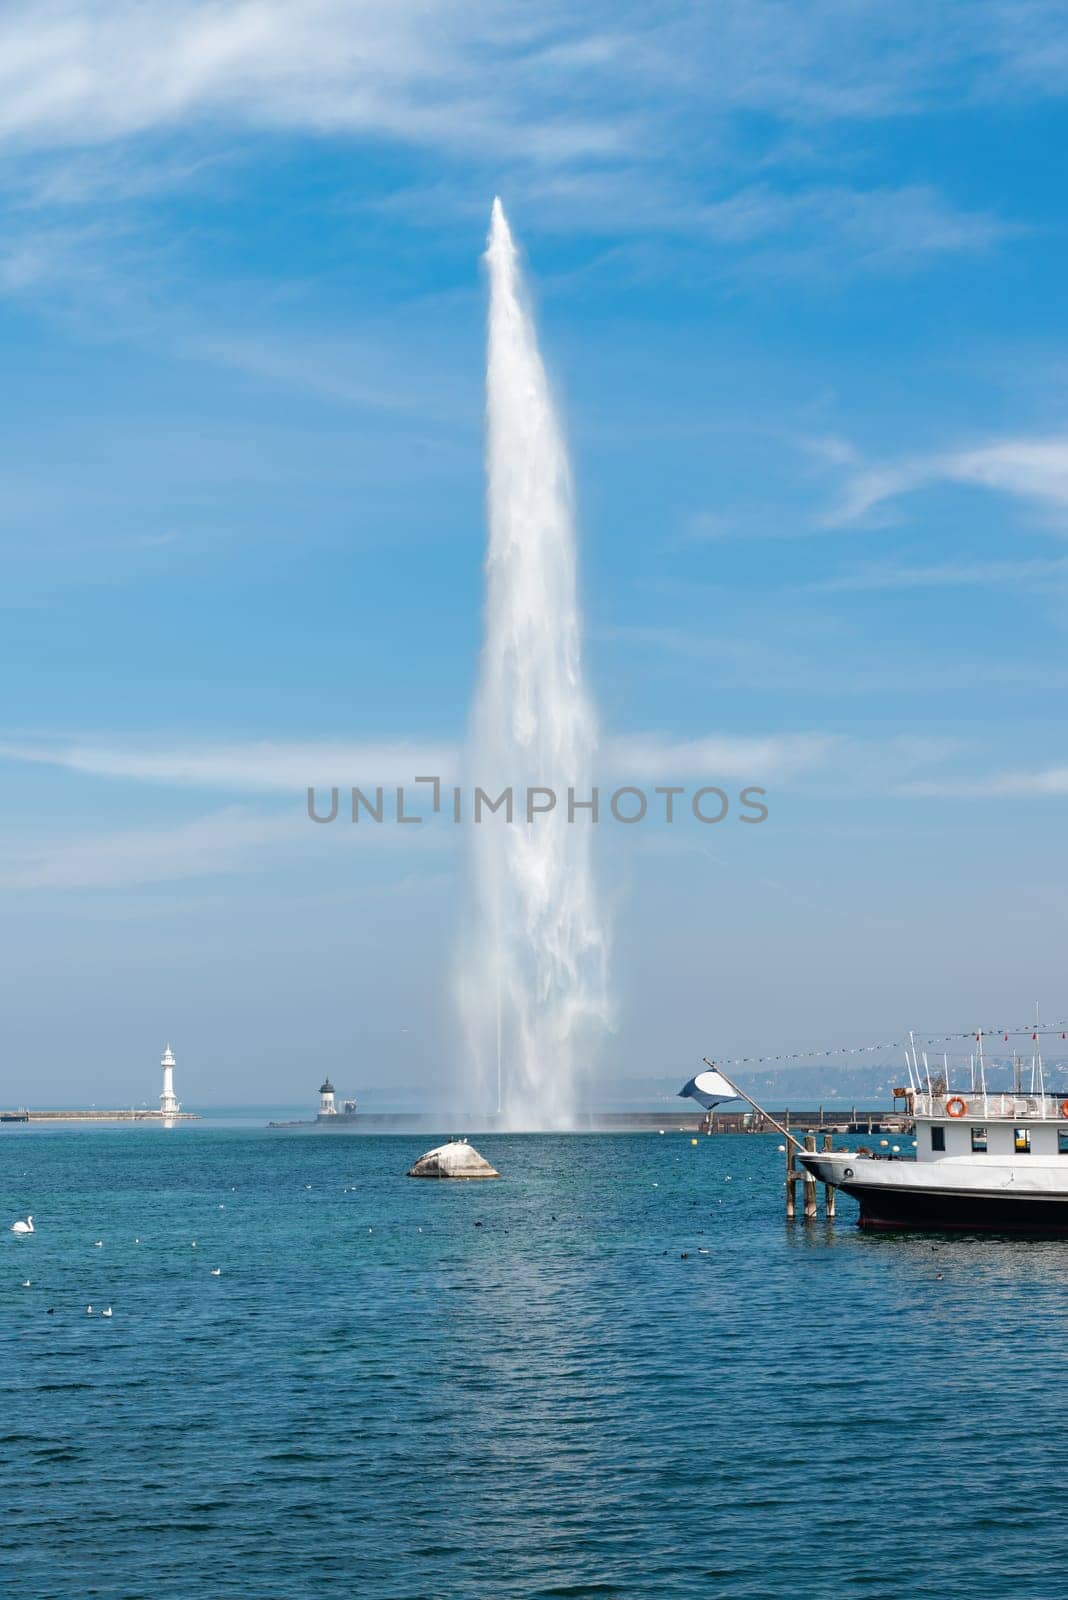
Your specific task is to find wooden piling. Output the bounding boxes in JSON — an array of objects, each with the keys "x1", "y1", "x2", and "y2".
[
  {"x1": 785, "y1": 1140, "x2": 796, "y2": 1219},
  {"x1": 802, "y1": 1134, "x2": 818, "y2": 1219}
]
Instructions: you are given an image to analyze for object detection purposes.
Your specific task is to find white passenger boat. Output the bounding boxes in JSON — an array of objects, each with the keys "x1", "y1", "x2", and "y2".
[{"x1": 798, "y1": 1034, "x2": 1068, "y2": 1233}]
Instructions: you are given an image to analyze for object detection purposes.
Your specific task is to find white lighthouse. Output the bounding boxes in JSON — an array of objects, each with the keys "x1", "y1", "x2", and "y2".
[
  {"x1": 318, "y1": 1078, "x2": 337, "y2": 1117},
  {"x1": 160, "y1": 1045, "x2": 180, "y2": 1116}
]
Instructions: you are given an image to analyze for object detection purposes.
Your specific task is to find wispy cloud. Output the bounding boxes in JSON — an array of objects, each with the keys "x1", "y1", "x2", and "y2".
[
  {"x1": 2, "y1": 733, "x2": 1063, "y2": 896},
  {"x1": 0, "y1": 3, "x2": 1044, "y2": 274},
  {"x1": 0, "y1": 798, "x2": 456, "y2": 890},
  {"x1": 826, "y1": 436, "x2": 1068, "y2": 528},
  {"x1": 372, "y1": 168, "x2": 1017, "y2": 279},
  {"x1": 0, "y1": 806, "x2": 293, "y2": 890},
  {"x1": 2, "y1": 1, "x2": 1063, "y2": 160},
  {"x1": 898, "y1": 767, "x2": 1068, "y2": 799},
  {"x1": 693, "y1": 183, "x2": 1017, "y2": 275},
  {"x1": 606, "y1": 732, "x2": 838, "y2": 781},
  {"x1": 179, "y1": 330, "x2": 469, "y2": 421},
  {"x1": 0, "y1": 728, "x2": 839, "y2": 791},
  {"x1": 0, "y1": 737, "x2": 460, "y2": 792},
  {"x1": 0, "y1": 2, "x2": 628, "y2": 159},
  {"x1": 9, "y1": 728, "x2": 1068, "y2": 805},
  {"x1": 811, "y1": 556, "x2": 1068, "y2": 592}
]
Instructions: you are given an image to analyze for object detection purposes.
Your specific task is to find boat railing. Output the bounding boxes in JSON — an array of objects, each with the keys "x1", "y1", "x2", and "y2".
[{"x1": 912, "y1": 1091, "x2": 1063, "y2": 1121}]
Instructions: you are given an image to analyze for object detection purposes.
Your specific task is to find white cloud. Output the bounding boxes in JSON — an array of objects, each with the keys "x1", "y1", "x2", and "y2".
[
  {"x1": 0, "y1": 1, "x2": 1061, "y2": 162},
  {"x1": 827, "y1": 436, "x2": 1068, "y2": 527},
  {"x1": 0, "y1": 728, "x2": 839, "y2": 791},
  {"x1": 0, "y1": 2, "x2": 625, "y2": 158},
  {"x1": 0, "y1": 0, "x2": 1038, "y2": 352},
  {"x1": 0, "y1": 806, "x2": 292, "y2": 889},
  {"x1": 0, "y1": 795, "x2": 457, "y2": 890},
  {"x1": 0, "y1": 736, "x2": 459, "y2": 791},
  {"x1": 898, "y1": 767, "x2": 1068, "y2": 799},
  {"x1": 604, "y1": 732, "x2": 837, "y2": 781},
  {"x1": 811, "y1": 556, "x2": 1068, "y2": 592},
  {"x1": 10, "y1": 728, "x2": 1067, "y2": 804},
  {"x1": 693, "y1": 183, "x2": 1015, "y2": 274},
  {"x1": 949, "y1": 438, "x2": 1068, "y2": 510}
]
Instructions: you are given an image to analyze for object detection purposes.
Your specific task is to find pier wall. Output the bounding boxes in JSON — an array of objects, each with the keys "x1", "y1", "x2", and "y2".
[
  {"x1": 268, "y1": 1109, "x2": 910, "y2": 1135},
  {"x1": 1, "y1": 1110, "x2": 200, "y2": 1122}
]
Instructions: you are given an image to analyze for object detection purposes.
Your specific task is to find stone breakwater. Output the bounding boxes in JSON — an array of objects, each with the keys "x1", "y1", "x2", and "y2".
[{"x1": 1, "y1": 1109, "x2": 200, "y2": 1122}]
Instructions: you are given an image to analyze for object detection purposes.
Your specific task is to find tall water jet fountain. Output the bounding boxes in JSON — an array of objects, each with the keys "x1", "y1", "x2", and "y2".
[{"x1": 459, "y1": 198, "x2": 609, "y2": 1130}]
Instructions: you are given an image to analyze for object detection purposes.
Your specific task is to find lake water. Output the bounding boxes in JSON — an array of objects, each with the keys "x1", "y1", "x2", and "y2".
[{"x1": 3, "y1": 1125, "x2": 1065, "y2": 1598}]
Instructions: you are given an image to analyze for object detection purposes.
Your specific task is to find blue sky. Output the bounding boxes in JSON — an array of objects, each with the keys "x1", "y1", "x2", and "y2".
[{"x1": 2, "y1": 1, "x2": 1067, "y2": 1106}]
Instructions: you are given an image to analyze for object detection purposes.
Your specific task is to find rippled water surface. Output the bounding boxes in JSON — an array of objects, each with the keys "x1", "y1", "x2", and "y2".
[{"x1": 3, "y1": 1126, "x2": 1066, "y2": 1598}]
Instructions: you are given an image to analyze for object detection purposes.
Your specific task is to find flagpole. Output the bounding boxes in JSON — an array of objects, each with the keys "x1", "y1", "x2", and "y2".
[{"x1": 701, "y1": 1058, "x2": 804, "y2": 1151}]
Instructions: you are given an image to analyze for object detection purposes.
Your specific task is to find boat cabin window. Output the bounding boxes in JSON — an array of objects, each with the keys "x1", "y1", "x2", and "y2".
[
  {"x1": 931, "y1": 1126, "x2": 946, "y2": 1152},
  {"x1": 1014, "y1": 1128, "x2": 1031, "y2": 1154},
  {"x1": 971, "y1": 1127, "x2": 988, "y2": 1152},
  {"x1": 1058, "y1": 1130, "x2": 1068, "y2": 1156}
]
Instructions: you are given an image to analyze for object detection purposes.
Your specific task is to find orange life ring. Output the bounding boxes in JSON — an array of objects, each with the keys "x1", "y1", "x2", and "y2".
[
  {"x1": 1060, "y1": 1099, "x2": 1068, "y2": 1119},
  {"x1": 946, "y1": 1096, "x2": 967, "y2": 1119}
]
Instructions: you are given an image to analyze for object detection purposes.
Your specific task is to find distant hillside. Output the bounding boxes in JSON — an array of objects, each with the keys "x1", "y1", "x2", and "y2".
[{"x1": 620, "y1": 1056, "x2": 1068, "y2": 1112}]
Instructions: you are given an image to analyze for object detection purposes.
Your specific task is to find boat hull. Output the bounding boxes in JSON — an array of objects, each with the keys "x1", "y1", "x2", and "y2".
[{"x1": 842, "y1": 1181, "x2": 1068, "y2": 1234}]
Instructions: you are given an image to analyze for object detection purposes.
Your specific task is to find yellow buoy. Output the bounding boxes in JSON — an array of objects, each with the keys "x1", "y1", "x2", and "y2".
[{"x1": 690, "y1": 1138, "x2": 698, "y2": 1146}]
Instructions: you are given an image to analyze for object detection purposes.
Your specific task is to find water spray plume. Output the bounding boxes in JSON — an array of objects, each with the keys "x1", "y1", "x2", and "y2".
[{"x1": 459, "y1": 199, "x2": 609, "y2": 1129}]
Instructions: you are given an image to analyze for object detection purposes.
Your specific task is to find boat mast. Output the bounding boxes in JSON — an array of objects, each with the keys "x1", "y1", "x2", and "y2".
[{"x1": 976, "y1": 1029, "x2": 987, "y2": 1110}]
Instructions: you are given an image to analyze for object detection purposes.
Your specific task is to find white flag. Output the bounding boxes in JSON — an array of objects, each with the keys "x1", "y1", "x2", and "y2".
[{"x1": 678, "y1": 1069, "x2": 738, "y2": 1109}]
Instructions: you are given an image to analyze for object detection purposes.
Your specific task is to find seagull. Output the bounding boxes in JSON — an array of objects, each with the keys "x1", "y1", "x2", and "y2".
[
  {"x1": 101, "y1": 1307, "x2": 113, "y2": 1318},
  {"x1": 190, "y1": 1241, "x2": 197, "y2": 1248},
  {"x1": 86, "y1": 1305, "x2": 93, "y2": 1315},
  {"x1": 10, "y1": 1216, "x2": 33, "y2": 1234},
  {"x1": 210, "y1": 1267, "x2": 221, "y2": 1276},
  {"x1": 93, "y1": 1240, "x2": 103, "y2": 1248},
  {"x1": 21, "y1": 1279, "x2": 31, "y2": 1288}
]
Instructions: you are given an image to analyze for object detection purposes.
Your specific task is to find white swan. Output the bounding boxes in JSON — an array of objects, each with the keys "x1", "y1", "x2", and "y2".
[
  {"x1": 21, "y1": 1279, "x2": 30, "y2": 1288},
  {"x1": 93, "y1": 1240, "x2": 103, "y2": 1248},
  {"x1": 210, "y1": 1267, "x2": 221, "y2": 1276},
  {"x1": 86, "y1": 1305, "x2": 93, "y2": 1315},
  {"x1": 101, "y1": 1306, "x2": 113, "y2": 1318},
  {"x1": 10, "y1": 1215, "x2": 33, "y2": 1234}
]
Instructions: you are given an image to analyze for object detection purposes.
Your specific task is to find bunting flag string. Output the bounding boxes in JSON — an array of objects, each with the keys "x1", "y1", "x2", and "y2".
[{"x1": 709, "y1": 1024, "x2": 1068, "y2": 1070}]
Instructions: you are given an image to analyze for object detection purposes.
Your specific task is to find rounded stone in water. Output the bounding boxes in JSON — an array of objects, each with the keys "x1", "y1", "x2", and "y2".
[{"x1": 406, "y1": 1140, "x2": 500, "y2": 1180}]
